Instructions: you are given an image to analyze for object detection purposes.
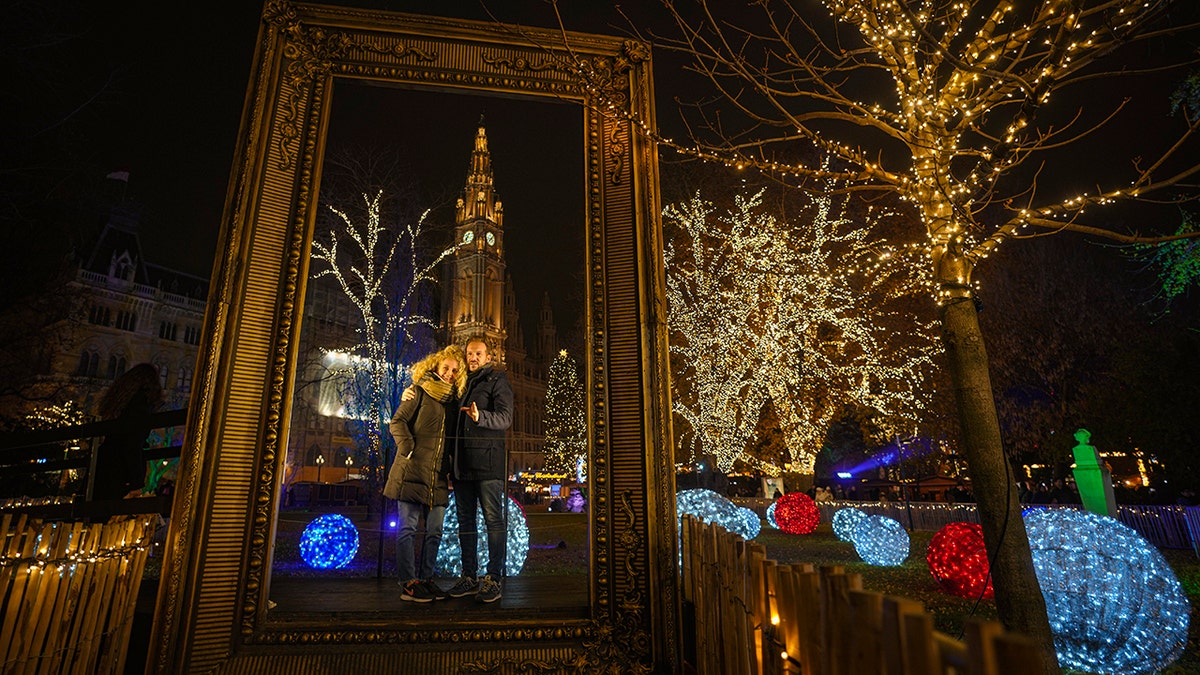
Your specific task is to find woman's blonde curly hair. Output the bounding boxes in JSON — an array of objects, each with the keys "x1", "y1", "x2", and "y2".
[{"x1": 410, "y1": 344, "x2": 467, "y2": 396}]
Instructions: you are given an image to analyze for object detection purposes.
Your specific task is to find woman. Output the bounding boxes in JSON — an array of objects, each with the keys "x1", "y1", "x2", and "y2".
[
  {"x1": 93, "y1": 363, "x2": 163, "y2": 500},
  {"x1": 387, "y1": 345, "x2": 466, "y2": 603}
]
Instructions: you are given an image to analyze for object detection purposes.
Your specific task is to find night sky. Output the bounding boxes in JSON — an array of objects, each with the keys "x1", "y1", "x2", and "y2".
[{"x1": 11, "y1": 2, "x2": 647, "y2": 341}]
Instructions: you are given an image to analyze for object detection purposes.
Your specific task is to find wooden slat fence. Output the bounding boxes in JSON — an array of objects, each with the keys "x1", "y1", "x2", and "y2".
[
  {"x1": 680, "y1": 515, "x2": 1045, "y2": 675},
  {"x1": 1, "y1": 514, "x2": 157, "y2": 674}
]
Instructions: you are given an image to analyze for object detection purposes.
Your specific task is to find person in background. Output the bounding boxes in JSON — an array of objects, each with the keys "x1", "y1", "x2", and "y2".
[
  {"x1": 388, "y1": 345, "x2": 466, "y2": 603},
  {"x1": 92, "y1": 363, "x2": 163, "y2": 500}
]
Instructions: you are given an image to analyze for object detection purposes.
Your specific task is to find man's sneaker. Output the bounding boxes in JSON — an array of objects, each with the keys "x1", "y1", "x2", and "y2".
[
  {"x1": 422, "y1": 579, "x2": 448, "y2": 601},
  {"x1": 399, "y1": 579, "x2": 434, "y2": 603},
  {"x1": 446, "y1": 576, "x2": 479, "y2": 598},
  {"x1": 477, "y1": 575, "x2": 502, "y2": 603}
]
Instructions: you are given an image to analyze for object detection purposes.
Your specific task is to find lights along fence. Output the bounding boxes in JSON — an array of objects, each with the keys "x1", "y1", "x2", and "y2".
[
  {"x1": 679, "y1": 515, "x2": 1045, "y2": 675},
  {"x1": 0, "y1": 513, "x2": 157, "y2": 674},
  {"x1": 805, "y1": 501, "x2": 1198, "y2": 552}
]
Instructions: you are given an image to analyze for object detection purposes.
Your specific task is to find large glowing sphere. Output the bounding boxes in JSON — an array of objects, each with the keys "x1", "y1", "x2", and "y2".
[
  {"x1": 926, "y1": 522, "x2": 993, "y2": 599},
  {"x1": 299, "y1": 514, "x2": 359, "y2": 569},
  {"x1": 1025, "y1": 509, "x2": 1190, "y2": 674},
  {"x1": 832, "y1": 507, "x2": 867, "y2": 542},
  {"x1": 676, "y1": 488, "x2": 757, "y2": 540},
  {"x1": 765, "y1": 501, "x2": 778, "y2": 529},
  {"x1": 853, "y1": 515, "x2": 909, "y2": 566},
  {"x1": 774, "y1": 492, "x2": 819, "y2": 535},
  {"x1": 437, "y1": 493, "x2": 530, "y2": 576},
  {"x1": 738, "y1": 507, "x2": 762, "y2": 540}
]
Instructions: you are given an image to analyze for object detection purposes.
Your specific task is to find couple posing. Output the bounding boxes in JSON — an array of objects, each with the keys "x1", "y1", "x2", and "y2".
[{"x1": 386, "y1": 337, "x2": 513, "y2": 604}]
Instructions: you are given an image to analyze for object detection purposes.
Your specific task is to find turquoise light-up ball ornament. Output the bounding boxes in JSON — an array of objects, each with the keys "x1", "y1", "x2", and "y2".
[
  {"x1": 299, "y1": 514, "x2": 359, "y2": 569},
  {"x1": 436, "y1": 493, "x2": 530, "y2": 576},
  {"x1": 765, "y1": 501, "x2": 778, "y2": 529},
  {"x1": 1025, "y1": 509, "x2": 1190, "y2": 674},
  {"x1": 832, "y1": 507, "x2": 867, "y2": 542},
  {"x1": 676, "y1": 488, "x2": 758, "y2": 540},
  {"x1": 738, "y1": 507, "x2": 762, "y2": 540},
  {"x1": 853, "y1": 515, "x2": 909, "y2": 566}
]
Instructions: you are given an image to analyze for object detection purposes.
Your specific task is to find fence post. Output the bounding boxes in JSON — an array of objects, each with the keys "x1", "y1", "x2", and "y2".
[
  {"x1": 882, "y1": 596, "x2": 924, "y2": 675},
  {"x1": 792, "y1": 565, "x2": 819, "y2": 675},
  {"x1": 848, "y1": 590, "x2": 884, "y2": 674}
]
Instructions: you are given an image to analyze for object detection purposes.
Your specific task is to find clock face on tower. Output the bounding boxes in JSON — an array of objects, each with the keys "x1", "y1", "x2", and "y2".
[
  {"x1": 462, "y1": 230, "x2": 475, "y2": 244},
  {"x1": 485, "y1": 231, "x2": 495, "y2": 246}
]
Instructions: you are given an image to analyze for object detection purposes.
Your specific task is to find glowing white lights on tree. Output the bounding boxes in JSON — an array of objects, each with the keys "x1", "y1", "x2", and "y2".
[
  {"x1": 1024, "y1": 509, "x2": 1189, "y2": 674},
  {"x1": 308, "y1": 191, "x2": 455, "y2": 487},
  {"x1": 436, "y1": 492, "x2": 530, "y2": 577},
  {"x1": 543, "y1": 349, "x2": 587, "y2": 474},
  {"x1": 664, "y1": 189, "x2": 937, "y2": 475}
]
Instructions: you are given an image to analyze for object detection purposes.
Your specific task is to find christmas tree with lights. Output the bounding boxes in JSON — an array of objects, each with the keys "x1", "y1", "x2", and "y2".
[{"x1": 543, "y1": 349, "x2": 586, "y2": 474}]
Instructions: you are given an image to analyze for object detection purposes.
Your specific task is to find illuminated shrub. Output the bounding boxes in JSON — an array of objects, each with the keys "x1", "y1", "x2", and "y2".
[
  {"x1": 299, "y1": 514, "x2": 359, "y2": 569},
  {"x1": 774, "y1": 492, "x2": 819, "y2": 535},
  {"x1": 926, "y1": 522, "x2": 993, "y2": 599},
  {"x1": 1025, "y1": 509, "x2": 1190, "y2": 674},
  {"x1": 853, "y1": 515, "x2": 908, "y2": 566},
  {"x1": 832, "y1": 507, "x2": 866, "y2": 542}
]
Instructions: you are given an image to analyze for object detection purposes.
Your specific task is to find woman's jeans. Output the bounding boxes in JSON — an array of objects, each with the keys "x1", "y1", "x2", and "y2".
[{"x1": 396, "y1": 500, "x2": 446, "y2": 583}]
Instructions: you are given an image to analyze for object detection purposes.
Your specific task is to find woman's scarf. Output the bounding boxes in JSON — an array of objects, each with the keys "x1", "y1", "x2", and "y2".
[{"x1": 417, "y1": 374, "x2": 453, "y2": 403}]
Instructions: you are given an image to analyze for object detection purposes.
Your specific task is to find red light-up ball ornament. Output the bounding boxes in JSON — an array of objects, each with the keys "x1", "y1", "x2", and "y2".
[
  {"x1": 927, "y1": 522, "x2": 993, "y2": 599},
  {"x1": 774, "y1": 492, "x2": 820, "y2": 534}
]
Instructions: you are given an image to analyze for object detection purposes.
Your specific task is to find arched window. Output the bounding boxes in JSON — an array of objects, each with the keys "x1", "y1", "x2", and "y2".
[
  {"x1": 76, "y1": 349, "x2": 101, "y2": 377},
  {"x1": 177, "y1": 364, "x2": 193, "y2": 391},
  {"x1": 107, "y1": 354, "x2": 127, "y2": 379}
]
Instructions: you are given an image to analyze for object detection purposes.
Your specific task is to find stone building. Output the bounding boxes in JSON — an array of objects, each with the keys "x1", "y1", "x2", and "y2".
[{"x1": 4, "y1": 207, "x2": 209, "y2": 421}]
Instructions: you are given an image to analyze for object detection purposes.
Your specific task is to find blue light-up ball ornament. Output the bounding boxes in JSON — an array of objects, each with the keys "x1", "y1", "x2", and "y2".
[
  {"x1": 765, "y1": 502, "x2": 778, "y2": 529},
  {"x1": 1024, "y1": 509, "x2": 1190, "y2": 674},
  {"x1": 738, "y1": 507, "x2": 762, "y2": 540},
  {"x1": 852, "y1": 515, "x2": 909, "y2": 566},
  {"x1": 299, "y1": 514, "x2": 359, "y2": 569},
  {"x1": 676, "y1": 488, "x2": 758, "y2": 540},
  {"x1": 437, "y1": 493, "x2": 530, "y2": 576},
  {"x1": 832, "y1": 507, "x2": 867, "y2": 542}
]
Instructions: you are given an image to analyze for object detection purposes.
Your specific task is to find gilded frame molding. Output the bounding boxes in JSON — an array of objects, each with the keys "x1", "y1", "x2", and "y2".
[{"x1": 148, "y1": 2, "x2": 678, "y2": 673}]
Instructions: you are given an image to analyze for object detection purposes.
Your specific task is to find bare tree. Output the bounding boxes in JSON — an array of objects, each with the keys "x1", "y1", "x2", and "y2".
[
  {"x1": 664, "y1": 186, "x2": 939, "y2": 475},
  {"x1": 307, "y1": 187, "x2": 455, "y2": 489},
  {"x1": 614, "y1": 0, "x2": 1200, "y2": 668}
]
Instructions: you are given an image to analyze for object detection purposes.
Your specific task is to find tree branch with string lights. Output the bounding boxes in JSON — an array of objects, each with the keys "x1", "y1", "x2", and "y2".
[{"x1": 623, "y1": 1, "x2": 1200, "y2": 670}]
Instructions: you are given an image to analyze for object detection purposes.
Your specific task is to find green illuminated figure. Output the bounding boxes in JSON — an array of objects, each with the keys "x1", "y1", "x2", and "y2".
[{"x1": 1071, "y1": 428, "x2": 1117, "y2": 517}]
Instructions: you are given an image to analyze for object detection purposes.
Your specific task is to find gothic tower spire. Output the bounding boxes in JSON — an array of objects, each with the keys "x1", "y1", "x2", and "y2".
[{"x1": 446, "y1": 117, "x2": 507, "y2": 361}]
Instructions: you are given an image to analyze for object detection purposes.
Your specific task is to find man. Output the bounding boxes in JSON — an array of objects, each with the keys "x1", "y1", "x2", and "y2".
[{"x1": 445, "y1": 337, "x2": 513, "y2": 603}]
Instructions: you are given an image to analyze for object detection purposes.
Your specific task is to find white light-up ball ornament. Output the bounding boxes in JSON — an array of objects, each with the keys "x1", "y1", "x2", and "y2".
[{"x1": 1024, "y1": 509, "x2": 1189, "y2": 674}]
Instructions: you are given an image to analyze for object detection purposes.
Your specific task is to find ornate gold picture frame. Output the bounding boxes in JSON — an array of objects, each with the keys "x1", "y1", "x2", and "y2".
[{"x1": 148, "y1": 2, "x2": 677, "y2": 672}]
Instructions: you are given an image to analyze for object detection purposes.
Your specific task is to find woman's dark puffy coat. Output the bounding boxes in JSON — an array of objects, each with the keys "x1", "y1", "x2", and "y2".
[{"x1": 388, "y1": 385, "x2": 454, "y2": 507}]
